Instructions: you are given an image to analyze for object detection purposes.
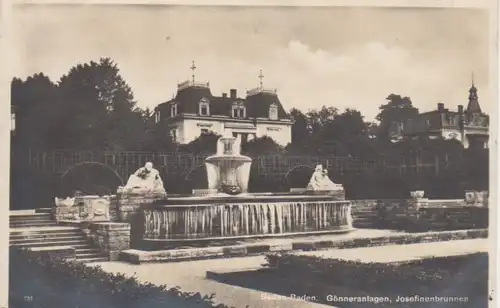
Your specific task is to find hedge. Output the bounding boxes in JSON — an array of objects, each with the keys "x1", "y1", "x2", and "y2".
[
  {"x1": 264, "y1": 252, "x2": 488, "y2": 307},
  {"x1": 9, "y1": 247, "x2": 235, "y2": 308}
]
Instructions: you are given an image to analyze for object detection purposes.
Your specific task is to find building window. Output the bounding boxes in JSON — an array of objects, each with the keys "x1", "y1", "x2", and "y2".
[
  {"x1": 201, "y1": 128, "x2": 209, "y2": 135},
  {"x1": 170, "y1": 103, "x2": 178, "y2": 117},
  {"x1": 154, "y1": 111, "x2": 161, "y2": 124},
  {"x1": 170, "y1": 128, "x2": 177, "y2": 142},
  {"x1": 269, "y1": 103, "x2": 278, "y2": 120},
  {"x1": 199, "y1": 98, "x2": 210, "y2": 116},
  {"x1": 232, "y1": 102, "x2": 246, "y2": 118}
]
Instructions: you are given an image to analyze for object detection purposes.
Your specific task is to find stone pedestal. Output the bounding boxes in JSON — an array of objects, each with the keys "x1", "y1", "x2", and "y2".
[
  {"x1": 290, "y1": 188, "x2": 346, "y2": 201},
  {"x1": 192, "y1": 189, "x2": 219, "y2": 197},
  {"x1": 115, "y1": 191, "x2": 165, "y2": 248},
  {"x1": 88, "y1": 222, "x2": 131, "y2": 261}
]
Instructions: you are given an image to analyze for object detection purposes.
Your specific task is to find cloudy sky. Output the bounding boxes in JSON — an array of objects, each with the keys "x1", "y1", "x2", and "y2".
[{"x1": 11, "y1": 5, "x2": 490, "y2": 120}]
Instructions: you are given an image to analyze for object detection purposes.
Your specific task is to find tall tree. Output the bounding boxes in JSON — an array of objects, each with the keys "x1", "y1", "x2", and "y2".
[
  {"x1": 180, "y1": 132, "x2": 221, "y2": 154},
  {"x1": 11, "y1": 74, "x2": 59, "y2": 151},
  {"x1": 287, "y1": 108, "x2": 311, "y2": 154},
  {"x1": 242, "y1": 136, "x2": 284, "y2": 156},
  {"x1": 376, "y1": 94, "x2": 419, "y2": 141},
  {"x1": 327, "y1": 108, "x2": 374, "y2": 158},
  {"x1": 57, "y1": 58, "x2": 146, "y2": 150}
]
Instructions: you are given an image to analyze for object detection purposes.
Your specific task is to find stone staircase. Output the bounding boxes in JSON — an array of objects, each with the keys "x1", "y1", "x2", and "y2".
[
  {"x1": 10, "y1": 210, "x2": 108, "y2": 263},
  {"x1": 351, "y1": 201, "x2": 380, "y2": 229}
]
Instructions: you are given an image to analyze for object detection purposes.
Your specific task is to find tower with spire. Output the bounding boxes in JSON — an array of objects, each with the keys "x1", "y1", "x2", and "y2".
[
  {"x1": 388, "y1": 74, "x2": 488, "y2": 149},
  {"x1": 466, "y1": 74, "x2": 482, "y2": 114}
]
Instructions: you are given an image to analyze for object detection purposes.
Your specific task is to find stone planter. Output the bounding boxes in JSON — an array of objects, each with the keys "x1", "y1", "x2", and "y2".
[
  {"x1": 465, "y1": 190, "x2": 489, "y2": 207},
  {"x1": 54, "y1": 195, "x2": 112, "y2": 222},
  {"x1": 75, "y1": 195, "x2": 111, "y2": 222}
]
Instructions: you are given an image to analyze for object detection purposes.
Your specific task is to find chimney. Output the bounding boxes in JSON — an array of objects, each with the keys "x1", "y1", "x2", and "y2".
[
  {"x1": 230, "y1": 89, "x2": 237, "y2": 99},
  {"x1": 437, "y1": 103, "x2": 444, "y2": 112},
  {"x1": 222, "y1": 93, "x2": 227, "y2": 98},
  {"x1": 458, "y1": 105, "x2": 464, "y2": 114}
]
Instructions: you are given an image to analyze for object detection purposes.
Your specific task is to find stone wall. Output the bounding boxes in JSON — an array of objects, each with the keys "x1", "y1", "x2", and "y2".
[
  {"x1": 113, "y1": 193, "x2": 165, "y2": 248},
  {"x1": 350, "y1": 198, "x2": 488, "y2": 232},
  {"x1": 87, "y1": 222, "x2": 131, "y2": 261}
]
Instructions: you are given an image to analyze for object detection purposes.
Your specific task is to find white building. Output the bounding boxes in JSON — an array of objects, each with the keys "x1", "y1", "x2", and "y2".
[{"x1": 153, "y1": 75, "x2": 293, "y2": 146}]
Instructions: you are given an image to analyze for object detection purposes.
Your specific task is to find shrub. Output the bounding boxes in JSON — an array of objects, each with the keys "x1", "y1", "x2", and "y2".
[
  {"x1": 264, "y1": 252, "x2": 488, "y2": 304},
  {"x1": 10, "y1": 247, "x2": 234, "y2": 308}
]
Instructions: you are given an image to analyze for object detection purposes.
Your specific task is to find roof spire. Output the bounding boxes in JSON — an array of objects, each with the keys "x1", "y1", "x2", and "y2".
[
  {"x1": 467, "y1": 73, "x2": 481, "y2": 113},
  {"x1": 190, "y1": 61, "x2": 196, "y2": 83},
  {"x1": 258, "y1": 69, "x2": 264, "y2": 90}
]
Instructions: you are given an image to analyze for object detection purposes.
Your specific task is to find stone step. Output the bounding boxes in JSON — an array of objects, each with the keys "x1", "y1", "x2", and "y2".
[
  {"x1": 10, "y1": 235, "x2": 86, "y2": 245},
  {"x1": 352, "y1": 215, "x2": 378, "y2": 219},
  {"x1": 10, "y1": 219, "x2": 55, "y2": 225},
  {"x1": 35, "y1": 208, "x2": 52, "y2": 214},
  {"x1": 10, "y1": 217, "x2": 55, "y2": 222},
  {"x1": 10, "y1": 220, "x2": 55, "y2": 226},
  {"x1": 10, "y1": 213, "x2": 52, "y2": 220},
  {"x1": 10, "y1": 231, "x2": 81, "y2": 240},
  {"x1": 10, "y1": 226, "x2": 79, "y2": 235},
  {"x1": 10, "y1": 222, "x2": 58, "y2": 228},
  {"x1": 76, "y1": 252, "x2": 105, "y2": 259},
  {"x1": 9, "y1": 223, "x2": 57, "y2": 229},
  {"x1": 75, "y1": 248, "x2": 102, "y2": 253},
  {"x1": 353, "y1": 217, "x2": 377, "y2": 221},
  {"x1": 353, "y1": 225, "x2": 376, "y2": 229},
  {"x1": 10, "y1": 239, "x2": 90, "y2": 248},
  {"x1": 77, "y1": 257, "x2": 109, "y2": 263},
  {"x1": 352, "y1": 212, "x2": 378, "y2": 217}
]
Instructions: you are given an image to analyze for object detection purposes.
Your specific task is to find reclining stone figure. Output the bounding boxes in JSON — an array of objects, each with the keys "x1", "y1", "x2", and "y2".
[{"x1": 118, "y1": 162, "x2": 166, "y2": 196}]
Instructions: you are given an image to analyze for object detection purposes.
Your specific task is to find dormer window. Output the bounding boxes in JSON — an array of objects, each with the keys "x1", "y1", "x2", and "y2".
[
  {"x1": 170, "y1": 103, "x2": 178, "y2": 117},
  {"x1": 154, "y1": 111, "x2": 161, "y2": 124},
  {"x1": 269, "y1": 103, "x2": 278, "y2": 120},
  {"x1": 232, "y1": 102, "x2": 246, "y2": 118},
  {"x1": 199, "y1": 98, "x2": 210, "y2": 116}
]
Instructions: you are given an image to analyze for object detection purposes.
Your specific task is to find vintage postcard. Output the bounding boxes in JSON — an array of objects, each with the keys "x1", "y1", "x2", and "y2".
[{"x1": 5, "y1": 1, "x2": 498, "y2": 308}]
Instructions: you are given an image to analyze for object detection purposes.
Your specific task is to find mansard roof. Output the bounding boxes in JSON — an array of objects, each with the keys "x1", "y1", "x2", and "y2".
[{"x1": 156, "y1": 82, "x2": 291, "y2": 120}]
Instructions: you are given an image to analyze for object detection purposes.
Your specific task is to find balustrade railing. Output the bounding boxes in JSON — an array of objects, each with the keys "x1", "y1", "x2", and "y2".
[{"x1": 12, "y1": 149, "x2": 465, "y2": 179}]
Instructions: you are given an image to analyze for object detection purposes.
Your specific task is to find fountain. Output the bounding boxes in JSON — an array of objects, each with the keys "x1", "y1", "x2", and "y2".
[
  {"x1": 130, "y1": 133, "x2": 353, "y2": 250},
  {"x1": 197, "y1": 133, "x2": 252, "y2": 196}
]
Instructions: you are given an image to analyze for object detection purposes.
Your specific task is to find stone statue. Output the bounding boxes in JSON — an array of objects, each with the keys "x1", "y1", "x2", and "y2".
[
  {"x1": 119, "y1": 162, "x2": 166, "y2": 195},
  {"x1": 307, "y1": 165, "x2": 342, "y2": 191},
  {"x1": 307, "y1": 165, "x2": 326, "y2": 191},
  {"x1": 320, "y1": 169, "x2": 342, "y2": 190}
]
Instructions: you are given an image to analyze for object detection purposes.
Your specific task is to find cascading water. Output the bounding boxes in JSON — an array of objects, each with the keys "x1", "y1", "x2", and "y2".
[{"x1": 143, "y1": 200, "x2": 351, "y2": 240}]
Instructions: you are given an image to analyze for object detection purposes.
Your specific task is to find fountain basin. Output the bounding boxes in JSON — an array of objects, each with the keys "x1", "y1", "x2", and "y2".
[{"x1": 140, "y1": 194, "x2": 353, "y2": 249}]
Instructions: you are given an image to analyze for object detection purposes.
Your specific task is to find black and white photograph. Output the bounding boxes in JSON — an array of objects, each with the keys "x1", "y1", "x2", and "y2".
[{"x1": 7, "y1": 2, "x2": 496, "y2": 308}]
